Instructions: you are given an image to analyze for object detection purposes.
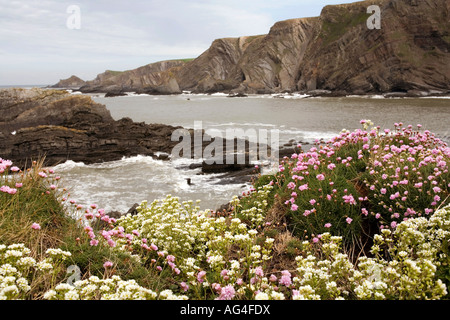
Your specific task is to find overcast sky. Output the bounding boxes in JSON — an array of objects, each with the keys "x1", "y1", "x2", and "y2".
[{"x1": 0, "y1": 0, "x2": 358, "y2": 85}]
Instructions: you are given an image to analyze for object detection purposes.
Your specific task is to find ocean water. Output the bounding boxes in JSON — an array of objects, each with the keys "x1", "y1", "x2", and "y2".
[{"x1": 50, "y1": 92, "x2": 450, "y2": 213}]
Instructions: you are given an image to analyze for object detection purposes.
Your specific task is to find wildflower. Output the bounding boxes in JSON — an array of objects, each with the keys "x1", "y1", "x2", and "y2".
[
  {"x1": 103, "y1": 261, "x2": 113, "y2": 269},
  {"x1": 38, "y1": 172, "x2": 47, "y2": 178},
  {"x1": 217, "y1": 285, "x2": 236, "y2": 300},
  {"x1": 316, "y1": 174, "x2": 325, "y2": 181},
  {"x1": 291, "y1": 204, "x2": 298, "y2": 211},
  {"x1": 279, "y1": 270, "x2": 292, "y2": 287},
  {"x1": 254, "y1": 267, "x2": 264, "y2": 278},
  {"x1": 197, "y1": 271, "x2": 207, "y2": 283},
  {"x1": 324, "y1": 223, "x2": 332, "y2": 228},
  {"x1": 31, "y1": 223, "x2": 41, "y2": 230},
  {"x1": 180, "y1": 282, "x2": 189, "y2": 292},
  {"x1": 346, "y1": 217, "x2": 353, "y2": 224}
]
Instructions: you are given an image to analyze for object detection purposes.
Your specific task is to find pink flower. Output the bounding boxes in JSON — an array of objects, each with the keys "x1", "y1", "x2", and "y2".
[
  {"x1": 327, "y1": 163, "x2": 336, "y2": 170},
  {"x1": 346, "y1": 217, "x2": 353, "y2": 224},
  {"x1": 279, "y1": 270, "x2": 292, "y2": 286},
  {"x1": 31, "y1": 223, "x2": 41, "y2": 230},
  {"x1": 291, "y1": 204, "x2": 298, "y2": 211},
  {"x1": 316, "y1": 174, "x2": 325, "y2": 181},
  {"x1": 103, "y1": 261, "x2": 113, "y2": 268},
  {"x1": 197, "y1": 271, "x2": 207, "y2": 283},
  {"x1": 90, "y1": 239, "x2": 99, "y2": 246},
  {"x1": 324, "y1": 223, "x2": 332, "y2": 228},
  {"x1": 287, "y1": 182, "x2": 296, "y2": 190},
  {"x1": 38, "y1": 172, "x2": 47, "y2": 178},
  {"x1": 216, "y1": 285, "x2": 235, "y2": 300},
  {"x1": 380, "y1": 188, "x2": 387, "y2": 195},
  {"x1": 0, "y1": 186, "x2": 17, "y2": 194},
  {"x1": 309, "y1": 199, "x2": 316, "y2": 206},
  {"x1": 180, "y1": 282, "x2": 189, "y2": 292},
  {"x1": 298, "y1": 183, "x2": 308, "y2": 191},
  {"x1": 254, "y1": 267, "x2": 264, "y2": 278}
]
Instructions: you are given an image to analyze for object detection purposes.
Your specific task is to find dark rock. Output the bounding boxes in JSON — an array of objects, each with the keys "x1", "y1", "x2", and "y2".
[
  {"x1": 126, "y1": 203, "x2": 140, "y2": 216},
  {"x1": 104, "y1": 91, "x2": 127, "y2": 97}
]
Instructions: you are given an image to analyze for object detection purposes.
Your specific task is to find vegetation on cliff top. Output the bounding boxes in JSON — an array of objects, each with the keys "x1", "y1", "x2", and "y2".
[{"x1": 1, "y1": 121, "x2": 449, "y2": 300}]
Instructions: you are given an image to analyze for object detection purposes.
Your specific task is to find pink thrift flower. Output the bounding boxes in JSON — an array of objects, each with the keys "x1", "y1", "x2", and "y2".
[
  {"x1": 217, "y1": 285, "x2": 235, "y2": 300},
  {"x1": 31, "y1": 223, "x2": 41, "y2": 230},
  {"x1": 90, "y1": 239, "x2": 99, "y2": 246},
  {"x1": 309, "y1": 199, "x2": 316, "y2": 206},
  {"x1": 180, "y1": 282, "x2": 189, "y2": 292},
  {"x1": 103, "y1": 261, "x2": 113, "y2": 268},
  {"x1": 254, "y1": 267, "x2": 264, "y2": 278},
  {"x1": 197, "y1": 271, "x2": 207, "y2": 283},
  {"x1": 346, "y1": 217, "x2": 353, "y2": 224},
  {"x1": 316, "y1": 174, "x2": 325, "y2": 181},
  {"x1": 15, "y1": 183, "x2": 23, "y2": 188},
  {"x1": 324, "y1": 223, "x2": 332, "y2": 228},
  {"x1": 291, "y1": 204, "x2": 298, "y2": 211},
  {"x1": 279, "y1": 270, "x2": 292, "y2": 287}
]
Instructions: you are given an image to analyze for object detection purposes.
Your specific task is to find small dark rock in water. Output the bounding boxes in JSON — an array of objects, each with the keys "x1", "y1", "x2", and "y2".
[{"x1": 104, "y1": 91, "x2": 127, "y2": 97}]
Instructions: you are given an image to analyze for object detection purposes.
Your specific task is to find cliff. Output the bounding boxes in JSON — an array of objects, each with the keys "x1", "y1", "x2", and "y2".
[{"x1": 57, "y1": 0, "x2": 449, "y2": 96}]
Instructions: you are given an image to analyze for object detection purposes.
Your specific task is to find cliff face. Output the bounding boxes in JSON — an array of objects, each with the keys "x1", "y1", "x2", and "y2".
[
  {"x1": 64, "y1": 0, "x2": 449, "y2": 95},
  {"x1": 78, "y1": 60, "x2": 187, "y2": 94}
]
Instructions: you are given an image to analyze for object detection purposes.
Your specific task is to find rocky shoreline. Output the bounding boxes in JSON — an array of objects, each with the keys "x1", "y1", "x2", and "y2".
[{"x1": 0, "y1": 88, "x2": 289, "y2": 185}]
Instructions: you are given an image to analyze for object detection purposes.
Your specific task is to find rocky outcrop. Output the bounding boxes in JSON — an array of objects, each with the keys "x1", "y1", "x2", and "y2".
[
  {"x1": 51, "y1": 75, "x2": 86, "y2": 89},
  {"x1": 78, "y1": 60, "x2": 188, "y2": 94},
  {"x1": 57, "y1": 0, "x2": 449, "y2": 96},
  {"x1": 0, "y1": 88, "x2": 184, "y2": 168}
]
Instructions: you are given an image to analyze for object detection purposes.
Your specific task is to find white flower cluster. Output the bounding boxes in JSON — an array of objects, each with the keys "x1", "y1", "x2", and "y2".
[
  {"x1": 44, "y1": 275, "x2": 188, "y2": 300},
  {"x1": 234, "y1": 184, "x2": 273, "y2": 228},
  {"x1": 292, "y1": 203, "x2": 450, "y2": 299}
]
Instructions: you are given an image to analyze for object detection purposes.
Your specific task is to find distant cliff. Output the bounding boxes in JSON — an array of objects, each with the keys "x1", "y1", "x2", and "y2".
[
  {"x1": 58, "y1": 0, "x2": 450, "y2": 96},
  {"x1": 51, "y1": 75, "x2": 86, "y2": 89}
]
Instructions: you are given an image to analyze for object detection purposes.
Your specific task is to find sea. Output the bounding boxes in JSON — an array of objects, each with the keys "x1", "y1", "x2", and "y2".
[{"x1": 3, "y1": 85, "x2": 450, "y2": 213}]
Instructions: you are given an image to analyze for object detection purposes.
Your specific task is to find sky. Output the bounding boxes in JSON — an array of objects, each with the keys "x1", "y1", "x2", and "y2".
[{"x1": 0, "y1": 0, "x2": 358, "y2": 85}]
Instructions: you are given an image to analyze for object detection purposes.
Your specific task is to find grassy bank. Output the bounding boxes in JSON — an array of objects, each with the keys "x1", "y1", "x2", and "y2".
[{"x1": 1, "y1": 120, "x2": 449, "y2": 300}]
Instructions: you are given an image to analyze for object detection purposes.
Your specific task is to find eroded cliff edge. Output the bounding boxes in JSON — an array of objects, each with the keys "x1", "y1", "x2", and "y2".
[{"x1": 59, "y1": 0, "x2": 449, "y2": 96}]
